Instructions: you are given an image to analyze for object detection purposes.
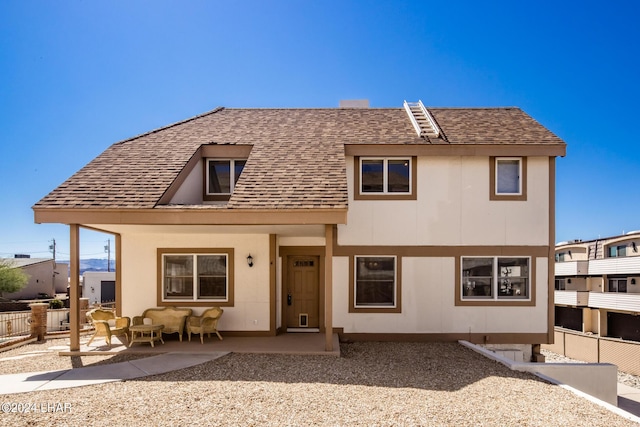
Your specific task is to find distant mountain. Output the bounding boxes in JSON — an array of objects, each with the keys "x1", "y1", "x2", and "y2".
[{"x1": 58, "y1": 258, "x2": 116, "y2": 275}]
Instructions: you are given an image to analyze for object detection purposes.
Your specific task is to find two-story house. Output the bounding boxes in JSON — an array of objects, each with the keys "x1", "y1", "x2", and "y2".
[
  {"x1": 555, "y1": 231, "x2": 640, "y2": 341},
  {"x1": 33, "y1": 101, "x2": 566, "y2": 354}
]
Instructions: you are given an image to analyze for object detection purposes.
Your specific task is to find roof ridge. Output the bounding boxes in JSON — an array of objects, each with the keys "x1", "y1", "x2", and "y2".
[
  {"x1": 222, "y1": 106, "x2": 522, "y2": 111},
  {"x1": 223, "y1": 107, "x2": 402, "y2": 110},
  {"x1": 113, "y1": 106, "x2": 225, "y2": 145},
  {"x1": 427, "y1": 106, "x2": 521, "y2": 110}
]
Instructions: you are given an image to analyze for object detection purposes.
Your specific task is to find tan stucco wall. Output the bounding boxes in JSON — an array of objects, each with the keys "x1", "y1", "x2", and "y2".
[
  {"x1": 565, "y1": 277, "x2": 587, "y2": 291},
  {"x1": 588, "y1": 276, "x2": 604, "y2": 292},
  {"x1": 332, "y1": 256, "x2": 549, "y2": 335},
  {"x1": 169, "y1": 159, "x2": 203, "y2": 204},
  {"x1": 120, "y1": 232, "x2": 272, "y2": 332},
  {"x1": 340, "y1": 156, "x2": 550, "y2": 246}
]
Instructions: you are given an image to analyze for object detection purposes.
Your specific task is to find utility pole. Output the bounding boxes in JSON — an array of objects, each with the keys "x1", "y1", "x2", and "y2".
[
  {"x1": 49, "y1": 238, "x2": 57, "y2": 297},
  {"x1": 104, "y1": 239, "x2": 111, "y2": 272},
  {"x1": 49, "y1": 238, "x2": 56, "y2": 266}
]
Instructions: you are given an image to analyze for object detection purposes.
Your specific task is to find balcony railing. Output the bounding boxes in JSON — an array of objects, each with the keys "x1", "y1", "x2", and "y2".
[
  {"x1": 588, "y1": 256, "x2": 640, "y2": 275},
  {"x1": 554, "y1": 290, "x2": 640, "y2": 312},
  {"x1": 555, "y1": 261, "x2": 589, "y2": 276},
  {"x1": 587, "y1": 292, "x2": 640, "y2": 312},
  {"x1": 554, "y1": 290, "x2": 590, "y2": 306}
]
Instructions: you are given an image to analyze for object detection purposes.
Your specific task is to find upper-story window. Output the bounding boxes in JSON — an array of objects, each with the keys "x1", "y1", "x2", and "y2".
[
  {"x1": 608, "y1": 278, "x2": 627, "y2": 293},
  {"x1": 205, "y1": 159, "x2": 246, "y2": 201},
  {"x1": 490, "y1": 157, "x2": 527, "y2": 201},
  {"x1": 354, "y1": 157, "x2": 416, "y2": 200},
  {"x1": 608, "y1": 245, "x2": 627, "y2": 258},
  {"x1": 555, "y1": 251, "x2": 570, "y2": 262},
  {"x1": 361, "y1": 158, "x2": 411, "y2": 193},
  {"x1": 496, "y1": 158, "x2": 521, "y2": 194}
]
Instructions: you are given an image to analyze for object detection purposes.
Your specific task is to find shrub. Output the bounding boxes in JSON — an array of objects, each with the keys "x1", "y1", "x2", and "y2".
[{"x1": 49, "y1": 299, "x2": 64, "y2": 309}]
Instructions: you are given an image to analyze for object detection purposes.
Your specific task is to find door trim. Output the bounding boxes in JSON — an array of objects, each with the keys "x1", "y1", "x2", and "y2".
[{"x1": 280, "y1": 246, "x2": 326, "y2": 333}]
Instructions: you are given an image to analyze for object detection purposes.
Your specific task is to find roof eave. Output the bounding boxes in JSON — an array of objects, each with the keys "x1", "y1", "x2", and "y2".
[
  {"x1": 345, "y1": 143, "x2": 566, "y2": 157},
  {"x1": 33, "y1": 207, "x2": 348, "y2": 226}
]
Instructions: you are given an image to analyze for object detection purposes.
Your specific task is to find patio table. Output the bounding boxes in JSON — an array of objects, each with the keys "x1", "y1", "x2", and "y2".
[{"x1": 129, "y1": 324, "x2": 165, "y2": 347}]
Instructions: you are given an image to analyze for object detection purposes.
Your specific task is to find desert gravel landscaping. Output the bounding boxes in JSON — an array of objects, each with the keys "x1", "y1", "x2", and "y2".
[{"x1": 0, "y1": 339, "x2": 638, "y2": 426}]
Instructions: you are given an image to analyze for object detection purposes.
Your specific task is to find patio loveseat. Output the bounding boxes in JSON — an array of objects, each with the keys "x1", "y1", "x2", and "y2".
[{"x1": 132, "y1": 307, "x2": 192, "y2": 342}]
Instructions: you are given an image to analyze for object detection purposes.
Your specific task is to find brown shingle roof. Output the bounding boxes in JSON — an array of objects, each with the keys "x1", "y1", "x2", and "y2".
[
  {"x1": 429, "y1": 108, "x2": 565, "y2": 144},
  {"x1": 33, "y1": 106, "x2": 565, "y2": 211}
]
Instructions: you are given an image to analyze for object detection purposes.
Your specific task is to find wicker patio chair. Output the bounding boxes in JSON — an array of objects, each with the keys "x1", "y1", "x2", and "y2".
[
  {"x1": 86, "y1": 308, "x2": 131, "y2": 348},
  {"x1": 186, "y1": 307, "x2": 223, "y2": 344}
]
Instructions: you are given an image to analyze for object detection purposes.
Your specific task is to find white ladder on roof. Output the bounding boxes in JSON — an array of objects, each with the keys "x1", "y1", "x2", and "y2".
[{"x1": 404, "y1": 100, "x2": 441, "y2": 138}]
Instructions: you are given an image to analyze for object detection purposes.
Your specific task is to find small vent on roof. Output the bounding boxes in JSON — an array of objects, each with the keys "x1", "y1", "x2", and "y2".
[
  {"x1": 404, "y1": 100, "x2": 441, "y2": 138},
  {"x1": 339, "y1": 99, "x2": 369, "y2": 108}
]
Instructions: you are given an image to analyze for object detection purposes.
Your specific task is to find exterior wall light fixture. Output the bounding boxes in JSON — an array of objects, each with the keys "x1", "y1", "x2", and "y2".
[
  {"x1": 632, "y1": 278, "x2": 637, "y2": 285},
  {"x1": 247, "y1": 254, "x2": 254, "y2": 267}
]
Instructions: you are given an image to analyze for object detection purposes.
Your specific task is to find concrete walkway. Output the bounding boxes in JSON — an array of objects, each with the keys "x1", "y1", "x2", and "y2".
[
  {"x1": 0, "y1": 352, "x2": 228, "y2": 395},
  {"x1": 618, "y1": 382, "x2": 640, "y2": 417}
]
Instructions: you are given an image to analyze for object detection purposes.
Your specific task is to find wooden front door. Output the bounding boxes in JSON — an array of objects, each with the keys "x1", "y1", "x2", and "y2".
[{"x1": 286, "y1": 256, "x2": 319, "y2": 329}]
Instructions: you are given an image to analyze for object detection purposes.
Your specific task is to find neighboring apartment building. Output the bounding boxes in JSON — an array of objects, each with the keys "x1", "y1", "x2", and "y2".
[
  {"x1": 33, "y1": 101, "x2": 566, "y2": 353},
  {"x1": 554, "y1": 231, "x2": 640, "y2": 341},
  {"x1": 1, "y1": 257, "x2": 68, "y2": 300}
]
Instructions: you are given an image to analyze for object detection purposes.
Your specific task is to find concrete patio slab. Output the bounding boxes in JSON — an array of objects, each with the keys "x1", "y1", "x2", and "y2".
[{"x1": 60, "y1": 333, "x2": 340, "y2": 357}]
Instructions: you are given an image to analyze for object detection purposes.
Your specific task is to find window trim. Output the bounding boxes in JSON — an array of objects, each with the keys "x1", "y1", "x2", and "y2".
[
  {"x1": 354, "y1": 156, "x2": 417, "y2": 200},
  {"x1": 608, "y1": 278, "x2": 628, "y2": 293},
  {"x1": 203, "y1": 159, "x2": 246, "y2": 201},
  {"x1": 157, "y1": 248, "x2": 235, "y2": 307},
  {"x1": 607, "y1": 244, "x2": 627, "y2": 258},
  {"x1": 490, "y1": 157, "x2": 527, "y2": 201},
  {"x1": 456, "y1": 256, "x2": 535, "y2": 306},
  {"x1": 349, "y1": 255, "x2": 401, "y2": 313}
]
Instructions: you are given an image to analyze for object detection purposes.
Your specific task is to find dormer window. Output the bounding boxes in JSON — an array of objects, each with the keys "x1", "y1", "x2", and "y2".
[{"x1": 205, "y1": 159, "x2": 246, "y2": 201}]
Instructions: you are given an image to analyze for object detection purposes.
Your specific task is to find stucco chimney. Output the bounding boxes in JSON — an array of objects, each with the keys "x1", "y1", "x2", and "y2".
[{"x1": 339, "y1": 99, "x2": 369, "y2": 108}]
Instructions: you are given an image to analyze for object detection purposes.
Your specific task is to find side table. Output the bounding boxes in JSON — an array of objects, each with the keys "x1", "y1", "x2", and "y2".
[{"x1": 129, "y1": 324, "x2": 165, "y2": 347}]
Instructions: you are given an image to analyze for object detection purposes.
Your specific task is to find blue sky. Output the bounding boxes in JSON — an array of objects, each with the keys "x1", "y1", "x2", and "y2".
[{"x1": 1, "y1": 1, "x2": 639, "y2": 260}]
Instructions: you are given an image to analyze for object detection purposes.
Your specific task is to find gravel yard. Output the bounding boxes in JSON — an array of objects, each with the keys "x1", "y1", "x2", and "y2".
[{"x1": 0, "y1": 339, "x2": 638, "y2": 426}]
